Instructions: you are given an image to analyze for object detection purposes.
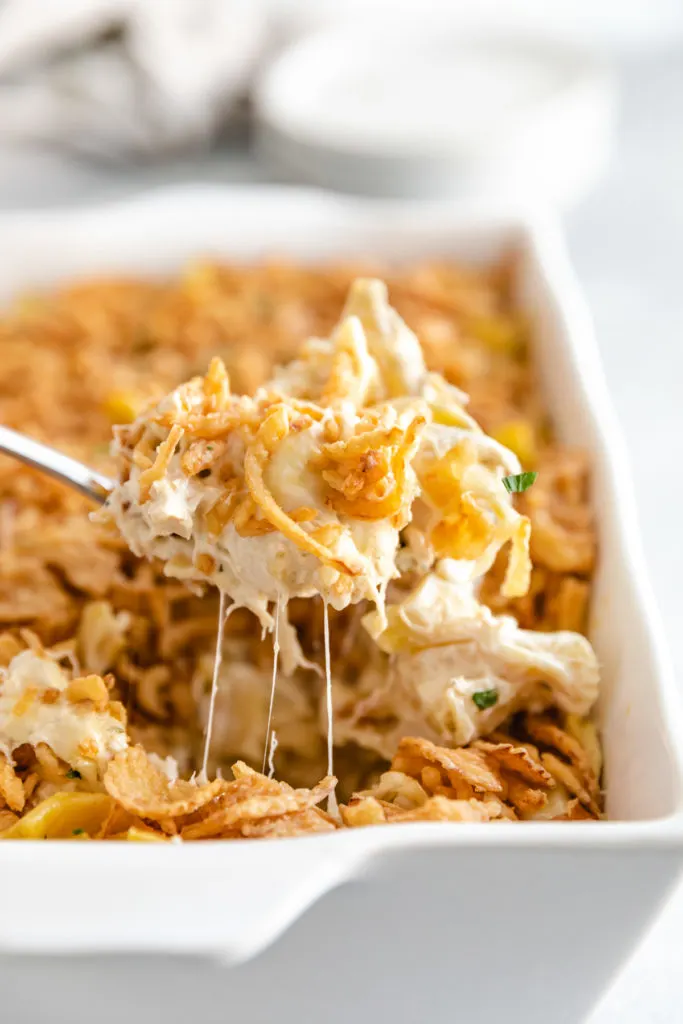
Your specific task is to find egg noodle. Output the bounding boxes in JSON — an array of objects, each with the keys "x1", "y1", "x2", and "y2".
[{"x1": 0, "y1": 258, "x2": 601, "y2": 840}]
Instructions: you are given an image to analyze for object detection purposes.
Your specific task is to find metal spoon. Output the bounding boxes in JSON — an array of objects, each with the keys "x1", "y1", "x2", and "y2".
[{"x1": 0, "y1": 425, "x2": 114, "y2": 503}]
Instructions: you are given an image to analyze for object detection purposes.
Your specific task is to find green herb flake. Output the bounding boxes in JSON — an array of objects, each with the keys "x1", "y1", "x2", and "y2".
[
  {"x1": 65, "y1": 769, "x2": 82, "y2": 779},
  {"x1": 472, "y1": 689, "x2": 499, "y2": 710},
  {"x1": 72, "y1": 828, "x2": 85, "y2": 836},
  {"x1": 502, "y1": 471, "x2": 538, "y2": 494}
]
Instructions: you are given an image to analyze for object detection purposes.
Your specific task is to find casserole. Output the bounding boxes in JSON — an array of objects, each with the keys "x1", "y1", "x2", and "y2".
[{"x1": 0, "y1": 186, "x2": 681, "y2": 1024}]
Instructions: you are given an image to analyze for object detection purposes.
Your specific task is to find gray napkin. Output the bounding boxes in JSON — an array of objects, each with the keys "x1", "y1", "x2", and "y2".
[{"x1": 0, "y1": 0, "x2": 268, "y2": 160}]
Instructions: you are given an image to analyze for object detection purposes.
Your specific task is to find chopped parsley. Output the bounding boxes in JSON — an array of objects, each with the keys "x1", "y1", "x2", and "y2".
[
  {"x1": 472, "y1": 689, "x2": 499, "y2": 710},
  {"x1": 502, "y1": 470, "x2": 537, "y2": 494},
  {"x1": 65, "y1": 769, "x2": 82, "y2": 779},
  {"x1": 72, "y1": 828, "x2": 85, "y2": 836}
]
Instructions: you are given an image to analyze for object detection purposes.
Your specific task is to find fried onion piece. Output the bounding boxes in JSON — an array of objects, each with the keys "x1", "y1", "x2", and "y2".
[
  {"x1": 244, "y1": 404, "x2": 359, "y2": 576},
  {"x1": 541, "y1": 753, "x2": 601, "y2": 817},
  {"x1": 239, "y1": 807, "x2": 338, "y2": 838},
  {"x1": 154, "y1": 404, "x2": 258, "y2": 438},
  {"x1": 524, "y1": 713, "x2": 602, "y2": 816},
  {"x1": 318, "y1": 408, "x2": 426, "y2": 525},
  {"x1": 553, "y1": 798, "x2": 595, "y2": 821},
  {"x1": 138, "y1": 424, "x2": 184, "y2": 502},
  {"x1": 474, "y1": 739, "x2": 554, "y2": 788},
  {"x1": 392, "y1": 736, "x2": 504, "y2": 797},
  {"x1": 180, "y1": 762, "x2": 336, "y2": 840},
  {"x1": 367, "y1": 769, "x2": 429, "y2": 810},
  {"x1": 341, "y1": 793, "x2": 504, "y2": 826},
  {"x1": 564, "y1": 714, "x2": 602, "y2": 780},
  {"x1": 0, "y1": 753, "x2": 25, "y2": 812},
  {"x1": 472, "y1": 736, "x2": 557, "y2": 818},
  {"x1": 404, "y1": 795, "x2": 506, "y2": 822},
  {"x1": 521, "y1": 447, "x2": 596, "y2": 575},
  {"x1": 103, "y1": 745, "x2": 225, "y2": 821},
  {"x1": 341, "y1": 795, "x2": 393, "y2": 826},
  {"x1": 96, "y1": 799, "x2": 142, "y2": 838},
  {"x1": 350, "y1": 734, "x2": 563, "y2": 822}
]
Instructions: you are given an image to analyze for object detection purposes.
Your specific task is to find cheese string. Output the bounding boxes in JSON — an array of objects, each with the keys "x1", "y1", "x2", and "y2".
[
  {"x1": 200, "y1": 589, "x2": 227, "y2": 781},
  {"x1": 322, "y1": 597, "x2": 338, "y2": 816},
  {"x1": 267, "y1": 730, "x2": 279, "y2": 779},
  {"x1": 262, "y1": 593, "x2": 281, "y2": 773}
]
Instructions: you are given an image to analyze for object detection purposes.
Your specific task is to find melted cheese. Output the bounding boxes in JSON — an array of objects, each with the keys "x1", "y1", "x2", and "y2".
[
  {"x1": 262, "y1": 593, "x2": 281, "y2": 773},
  {"x1": 322, "y1": 597, "x2": 338, "y2": 818},
  {"x1": 200, "y1": 590, "x2": 227, "y2": 781},
  {"x1": 267, "y1": 730, "x2": 278, "y2": 780}
]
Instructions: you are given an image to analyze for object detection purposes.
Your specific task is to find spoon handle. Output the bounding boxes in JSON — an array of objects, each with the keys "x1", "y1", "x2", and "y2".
[{"x1": 0, "y1": 425, "x2": 114, "y2": 503}]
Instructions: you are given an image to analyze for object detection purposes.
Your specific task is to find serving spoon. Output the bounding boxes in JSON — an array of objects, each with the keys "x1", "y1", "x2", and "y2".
[{"x1": 0, "y1": 425, "x2": 114, "y2": 503}]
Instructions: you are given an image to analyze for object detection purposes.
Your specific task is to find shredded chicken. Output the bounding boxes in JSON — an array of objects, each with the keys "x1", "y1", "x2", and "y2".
[{"x1": 98, "y1": 310, "x2": 430, "y2": 638}]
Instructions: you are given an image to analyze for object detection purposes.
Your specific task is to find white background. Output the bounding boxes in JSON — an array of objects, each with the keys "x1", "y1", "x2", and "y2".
[{"x1": 0, "y1": 49, "x2": 680, "y2": 1024}]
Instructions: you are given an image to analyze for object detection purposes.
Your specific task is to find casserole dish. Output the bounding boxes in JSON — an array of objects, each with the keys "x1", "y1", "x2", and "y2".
[{"x1": 0, "y1": 186, "x2": 681, "y2": 1024}]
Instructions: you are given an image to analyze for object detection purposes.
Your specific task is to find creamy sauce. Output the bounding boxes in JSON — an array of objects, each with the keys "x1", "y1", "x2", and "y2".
[
  {"x1": 105, "y1": 421, "x2": 401, "y2": 634},
  {"x1": 364, "y1": 569, "x2": 600, "y2": 749},
  {"x1": 0, "y1": 650, "x2": 127, "y2": 779}
]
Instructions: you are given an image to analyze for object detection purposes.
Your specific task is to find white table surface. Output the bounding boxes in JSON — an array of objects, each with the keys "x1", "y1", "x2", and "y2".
[{"x1": 0, "y1": 51, "x2": 681, "y2": 1024}]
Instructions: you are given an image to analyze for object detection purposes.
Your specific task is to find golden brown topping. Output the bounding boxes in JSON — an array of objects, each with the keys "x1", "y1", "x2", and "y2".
[
  {"x1": 316, "y1": 408, "x2": 426, "y2": 525},
  {"x1": 524, "y1": 713, "x2": 602, "y2": 815},
  {"x1": 181, "y1": 762, "x2": 336, "y2": 840},
  {"x1": 341, "y1": 793, "x2": 504, "y2": 826},
  {"x1": 392, "y1": 736, "x2": 503, "y2": 798},
  {"x1": 137, "y1": 424, "x2": 184, "y2": 503},
  {"x1": 104, "y1": 745, "x2": 225, "y2": 820},
  {"x1": 344, "y1": 722, "x2": 602, "y2": 824},
  {"x1": 521, "y1": 447, "x2": 596, "y2": 575}
]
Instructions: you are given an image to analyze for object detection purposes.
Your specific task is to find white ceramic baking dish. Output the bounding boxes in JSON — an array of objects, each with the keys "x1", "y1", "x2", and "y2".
[{"x1": 0, "y1": 186, "x2": 681, "y2": 1024}]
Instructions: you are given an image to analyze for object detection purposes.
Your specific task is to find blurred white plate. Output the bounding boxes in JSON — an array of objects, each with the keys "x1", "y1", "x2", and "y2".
[{"x1": 255, "y1": 23, "x2": 615, "y2": 204}]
